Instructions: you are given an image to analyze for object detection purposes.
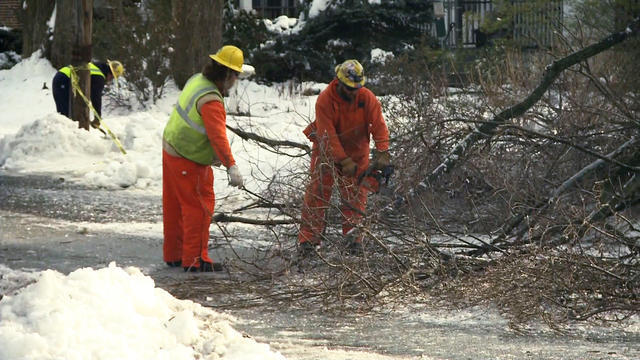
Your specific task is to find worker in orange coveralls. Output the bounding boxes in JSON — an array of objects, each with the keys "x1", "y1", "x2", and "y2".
[
  {"x1": 162, "y1": 45, "x2": 245, "y2": 272},
  {"x1": 298, "y1": 59, "x2": 391, "y2": 256}
]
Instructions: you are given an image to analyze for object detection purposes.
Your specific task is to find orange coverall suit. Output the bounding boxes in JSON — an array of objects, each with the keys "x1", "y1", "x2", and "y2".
[
  {"x1": 298, "y1": 79, "x2": 390, "y2": 244},
  {"x1": 163, "y1": 101, "x2": 235, "y2": 269}
]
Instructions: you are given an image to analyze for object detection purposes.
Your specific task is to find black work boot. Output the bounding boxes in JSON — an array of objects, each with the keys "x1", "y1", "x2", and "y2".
[
  {"x1": 166, "y1": 261, "x2": 182, "y2": 267},
  {"x1": 183, "y1": 260, "x2": 224, "y2": 272}
]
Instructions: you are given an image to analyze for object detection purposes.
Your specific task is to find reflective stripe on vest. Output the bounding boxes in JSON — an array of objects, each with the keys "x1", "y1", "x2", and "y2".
[
  {"x1": 174, "y1": 84, "x2": 218, "y2": 134},
  {"x1": 59, "y1": 63, "x2": 105, "y2": 78},
  {"x1": 163, "y1": 74, "x2": 224, "y2": 165}
]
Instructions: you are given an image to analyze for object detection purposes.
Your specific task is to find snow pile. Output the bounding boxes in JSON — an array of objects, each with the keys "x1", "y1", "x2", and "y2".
[
  {"x1": 371, "y1": 48, "x2": 394, "y2": 64},
  {"x1": 0, "y1": 50, "x2": 56, "y2": 135},
  {"x1": 0, "y1": 265, "x2": 39, "y2": 298},
  {"x1": 0, "y1": 263, "x2": 286, "y2": 360},
  {"x1": 0, "y1": 53, "x2": 317, "y2": 198},
  {"x1": 0, "y1": 112, "x2": 162, "y2": 189},
  {"x1": 1, "y1": 114, "x2": 107, "y2": 171},
  {"x1": 309, "y1": 0, "x2": 331, "y2": 18},
  {"x1": 264, "y1": 15, "x2": 299, "y2": 35},
  {"x1": 0, "y1": 51, "x2": 20, "y2": 69}
]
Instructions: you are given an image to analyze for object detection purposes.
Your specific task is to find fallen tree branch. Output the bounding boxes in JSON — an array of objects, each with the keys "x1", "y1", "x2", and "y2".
[
  {"x1": 500, "y1": 126, "x2": 639, "y2": 172},
  {"x1": 212, "y1": 212, "x2": 298, "y2": 225},
  {"x1": 414, "y1": 17, "x2": 640, "y2": 195},
  {"x1": 226, "y1": 124, "x2": 311, "y2": 153},
  {"x1": 467, "y1": 137, "x2": 639, "y2": 256}
]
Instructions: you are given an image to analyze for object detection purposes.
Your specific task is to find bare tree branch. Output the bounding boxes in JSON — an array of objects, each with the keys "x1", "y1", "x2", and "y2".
[
  {"x1": 415, "y1": 17, "x2": 640, "y2": 195},
  {"x1": 466, "y1": 137, "x2": 639, "y2": 256},
  {"x1": 212, "y1": 213, "x2": 297, "y2": 225},
  {"x1": 226, "y1": 124, "x2": 311, "y2": 153},
  {"x1": 500, "y1": 126, "x2": 639, "y2": 172}
]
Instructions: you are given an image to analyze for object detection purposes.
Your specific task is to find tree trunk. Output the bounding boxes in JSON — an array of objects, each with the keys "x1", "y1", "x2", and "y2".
[
  {"x1": 20, "y1": 0, "x2": 55, "y2": 58},
  {"x1": 70, "y1": 0, "x2": 93, "y2": 130},
  {"x1": 171, "y1": 0, "x2": 223, "y2": 89},
  {"x1": 50, "y1": 0, "x2": 77, "y2": 69}
]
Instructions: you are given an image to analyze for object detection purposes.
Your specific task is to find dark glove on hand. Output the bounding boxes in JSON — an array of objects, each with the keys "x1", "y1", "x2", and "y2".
[
  {"x1": 372, "y1": 150, "x2": 391, "y2": 170},
  {"x1": 339, "y1": 157, "x2": 358, "y2": 177}
]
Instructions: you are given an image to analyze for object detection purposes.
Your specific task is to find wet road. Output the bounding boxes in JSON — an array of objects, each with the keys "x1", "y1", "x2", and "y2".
[
  {"x1": 0, "y1": 172, "x2": 163, "y2": 274},
  {"x1": 0, "y1": 172, "x2": 161, "y2": 223},
  {"x1": 1, "y1": 171, "x2": 639, "y2": 360}
]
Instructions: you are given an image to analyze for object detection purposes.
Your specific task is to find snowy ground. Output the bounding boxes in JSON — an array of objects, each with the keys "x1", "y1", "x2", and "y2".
[{"x1": 1, "y1": 53, "x2": 639, "y2": 359}]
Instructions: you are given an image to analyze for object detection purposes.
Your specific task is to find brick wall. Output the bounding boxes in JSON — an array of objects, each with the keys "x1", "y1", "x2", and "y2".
[{"x1": 0, "y1": 0, "x2": 22, "y2": 29}]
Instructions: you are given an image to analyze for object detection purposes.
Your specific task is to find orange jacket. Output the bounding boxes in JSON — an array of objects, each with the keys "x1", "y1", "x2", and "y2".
[
  {"x1": 304, "y1": 79, "x2": 389, "y2": 163},
  {"x1": 201, "y1": 101, "x2": 235, "y2": 168}
]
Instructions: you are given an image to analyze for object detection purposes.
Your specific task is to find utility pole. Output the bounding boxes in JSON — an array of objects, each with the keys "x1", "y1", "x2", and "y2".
[{"x1": 71, "y1": 0, "x2": 93, "y2": 130}]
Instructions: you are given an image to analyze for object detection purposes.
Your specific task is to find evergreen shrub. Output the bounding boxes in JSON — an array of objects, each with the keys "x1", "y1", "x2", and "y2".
[{"x1": 226, "y1": 0, "x2": 434, "y2": 84}]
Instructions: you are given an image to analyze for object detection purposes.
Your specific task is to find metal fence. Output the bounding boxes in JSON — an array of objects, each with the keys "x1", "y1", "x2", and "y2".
[
  {"x1": 251, "y1": 0, "x2": 298, "y2": 18},
  {"x1": 436, "y1": 0, "x2": 563, "y2": 49},
  {"x1": 512, "y1": 0, "x2": 563, "y2": 48}
]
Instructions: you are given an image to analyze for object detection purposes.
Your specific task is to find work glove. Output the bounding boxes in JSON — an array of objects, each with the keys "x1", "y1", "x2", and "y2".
[
  {"x1": 339, "y1": 157, "x2": 358, "y2": 177},
  {"x1": 227, "y1": 165, "x2": 244, "y2": 188},
  {"x1": 372, "y1": 150, "x2": 391, "y2": 170}
]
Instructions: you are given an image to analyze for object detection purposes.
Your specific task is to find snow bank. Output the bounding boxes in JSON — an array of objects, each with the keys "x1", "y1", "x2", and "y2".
[
  {"x1": 0, "y1": 263, "x2": 286, "y2": 360},
  {"x1": 0, "y1": 51, "x2": 56, "y2": 136},
  {"x1": 0, "y1": 53, "x2": 317, "y2": 198}
]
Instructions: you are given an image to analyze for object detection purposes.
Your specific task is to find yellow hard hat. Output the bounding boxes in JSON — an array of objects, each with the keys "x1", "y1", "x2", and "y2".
[
  {"x1": 209, "y1": 45, "x2": 244, "y2": 73},
  {"x1": 107, "y1": 60, "x2": 124, "y2": 78},
  {"x1": 335, "y1": 59, "x2": 365, "y2": 88}
]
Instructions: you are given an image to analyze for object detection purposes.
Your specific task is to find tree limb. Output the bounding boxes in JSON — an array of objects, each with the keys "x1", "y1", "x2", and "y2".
[
  {"x1": 226, "y1": 124, "x2": 311, "y2": 153},
  {"x1": 416, "y1": 17, "x2": 640, "y2": 195},
  {"x1": 501, "y1": 125, "x2": 639, "y2": 172},
  {"x1": 212, "y1": 213, "x2": 297, "y2": 225},
  {"x1": 467, "y1": 137, "x2": 639, "y2": 256}
]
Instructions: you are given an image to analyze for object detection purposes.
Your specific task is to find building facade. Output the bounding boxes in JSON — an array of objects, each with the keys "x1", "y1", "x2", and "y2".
[
  {"x1": 0, "y1": 0, "x2": 21, "y2": 29},
  {"x1": 433, "y1": 0, "x2": 564, "y2": 49},
  {"x1": 239, "y1": 0, "x2": 299, "y2": 18}
]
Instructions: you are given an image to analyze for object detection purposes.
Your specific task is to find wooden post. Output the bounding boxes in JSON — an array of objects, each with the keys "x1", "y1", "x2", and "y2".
[{"x1": 71, "y1": 0, "x2": 93, "y2": 130}]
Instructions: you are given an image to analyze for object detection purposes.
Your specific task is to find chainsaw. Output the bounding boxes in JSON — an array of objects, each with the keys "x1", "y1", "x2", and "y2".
[{"x1": 358, "y1": 164, "x2": 395, "y2": 194}]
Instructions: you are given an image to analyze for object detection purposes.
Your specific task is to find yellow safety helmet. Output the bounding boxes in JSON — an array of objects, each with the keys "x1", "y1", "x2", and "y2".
[
  {"x1": 335, "y1": 59, "x2": 366, "y2": 89},
  {"x1": 209, "y1": 45, "x2": 244, "y2": 73},
  {"x1": 107, "y1": 60, "x2": 125, "y2": 78}
]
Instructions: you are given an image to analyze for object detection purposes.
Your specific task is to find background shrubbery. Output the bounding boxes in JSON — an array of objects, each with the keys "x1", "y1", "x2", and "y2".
[
  {"x1": 91, "y1": 0, "x2": 435, "y2": 104},
  {"x1": 242, "y1": 0, "x2": 433, "y2": 84},
  {"x1": 0, "y1": 28, "x2": 21, "y2": 69}
]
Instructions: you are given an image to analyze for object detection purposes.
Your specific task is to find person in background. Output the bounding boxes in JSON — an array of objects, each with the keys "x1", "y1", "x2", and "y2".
[
  {"x1": 162, "y1": 45, "x2": 245, "y2": 272},
  {"x1": 298, "y1": 59, "x2": 391, "y2": 256},
  {"x1": 52, "y1": 60, "x2": 124, "y2": 124}
]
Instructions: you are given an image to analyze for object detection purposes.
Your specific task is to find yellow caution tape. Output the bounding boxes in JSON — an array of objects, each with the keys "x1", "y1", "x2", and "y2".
[{"x1": 69, "y1": 65, "x2": 127, "y2": 155}]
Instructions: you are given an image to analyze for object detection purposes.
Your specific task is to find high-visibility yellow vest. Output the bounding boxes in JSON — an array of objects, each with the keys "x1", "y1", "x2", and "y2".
[
  {"x1": 59, "y1": 63, "x2": 105, "y2": 78},
  {"x1": 163, "y1": 73, "x2": 224, "y2": 165}
]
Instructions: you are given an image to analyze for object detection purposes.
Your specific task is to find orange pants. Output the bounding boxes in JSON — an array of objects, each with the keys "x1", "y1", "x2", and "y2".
[
  {"x1": 162, "y1": 150, "x2": 214, "y2": 268},
  {"x1": 298, "y1": 148, "x2": 368, "y2": 244}
]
